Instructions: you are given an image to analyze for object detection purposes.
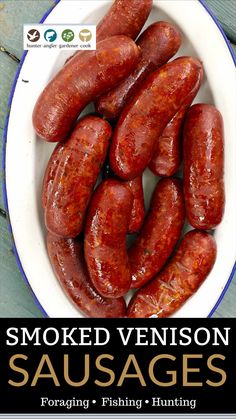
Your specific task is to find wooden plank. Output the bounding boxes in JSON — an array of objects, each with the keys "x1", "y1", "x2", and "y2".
[
  {"x1": 205, "y1": 0, "x2": 236, "y2": 43},
  {"x1": 0, "y1": 55, "x2": 18, "y2": 210},
  {"x1": 0, "y1": 0, "x2": 54, "y2": 58},
  {"x1": 0, "y1": 55, "x2": 18, "y2": 129},
  {"x1": 0, "y1": 215, "x2": 43, "y2": 317}
]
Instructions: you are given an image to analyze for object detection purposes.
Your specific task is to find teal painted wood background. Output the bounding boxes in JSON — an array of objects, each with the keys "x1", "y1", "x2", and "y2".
[{"x1": 0, "y1": 0, "x2": 235, "y2": 318}]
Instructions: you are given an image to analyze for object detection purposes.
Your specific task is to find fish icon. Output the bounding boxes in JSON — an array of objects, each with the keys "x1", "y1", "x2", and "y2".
[{"x1": 44, "y1": 29, "x2": 57, "y2": 43}]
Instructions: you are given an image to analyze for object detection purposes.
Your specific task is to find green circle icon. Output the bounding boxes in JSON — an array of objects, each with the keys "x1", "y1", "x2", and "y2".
[{"x1": 62, "y1": 29, "x2": 75, "y2": 42}]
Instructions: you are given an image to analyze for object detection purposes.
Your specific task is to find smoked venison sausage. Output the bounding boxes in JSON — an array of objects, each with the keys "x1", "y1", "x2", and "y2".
[
  {"x1": 47, "y1": 233, "x2": 126, "y2": 318},
  {"x1": 109, "y1": 56, "x2": 203, "y2": 180},
  {"x1": 65, "y1": 0, "x2": 152, "y2": 64},
  {"x1": 125, "y1": 176, "x2": 145, "y2": 234},
  {"x1": 96, "y1": 21, "x2": 181, "y2": 119},
  {"x1": 127, "y1": 230, "x2": 217, "y2": 318},
  {"x1": 183, "y1": 104, "x2": 225, "y2": 229},
  {"x1": 42, "y1": 143, "x2": 64, "y2": 209},
  {"x1": 33, "y1": 36, "x2": 140, "y2": 142},
  {"x1": 149, "y1": 68, "x2": 203, "y2": 177},
  {"x1": 149, "y1": 105, "x2": 187, "y2": 177},
  {"x1": 129, "y1": 178, "x2": 185, "y2": 289},
  {"x1": 44, "y1": 116, "x2": 112, "y2": 238},
  {"x1": 102, "y1": 163, "x2": 145, "y2": 234},
  {"x1": 85, "y1": 179, "x2": 133, "y2": 298},
  {"x1": 96, "y1": 0, "x2": 153, "y2": 41}
]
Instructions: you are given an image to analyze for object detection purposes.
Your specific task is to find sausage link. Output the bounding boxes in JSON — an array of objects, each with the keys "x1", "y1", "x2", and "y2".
[
  {"x1": 47, "y1": 233, "x2": 126, "y2": 318},
  {"x1": 129, "y1": 178, "x2": 185, "y2": 289},
  {"x1": 149, "y1": 68, "x2": 203, "y2": 177},
  {"x1": 42, "y1": 143, "x2": 64, "y2": 209},
  {"x1": 149, "y1": 106, "x2": 187, "y2": 177},
  {"x1": 96, "y1": 21, "x2": 181, "y2": 119},
  {"x1": 97, "y1": 0, "x2": 153, "y2": 41},
  {"x1": 85, "y1": 179, "x2": 133, "y2": 298},
  {"x1": 127, "y1": 230, "x2": 217, "y2": 318},
  {"x1": 101, "y1": 162, "x2": 145, "y2": 233},
  {"x1": 125, "y1": 176, "x2": 145, "y2": 234},
  {"x1": 65, "y1": 0, "x2": 152, "y2": 64},
  {"x1": 109, "y1": 56, "x2": 203, "y2": 180},
  {"x1": 183, "y1": 104, "x2": 225, "y2": 229},
  {"x1": 33, "y1": 36, "x2": 140, "y2": 142},
  {"x1": 45, "y1": 116, "x2": 112, "y2": 238}
]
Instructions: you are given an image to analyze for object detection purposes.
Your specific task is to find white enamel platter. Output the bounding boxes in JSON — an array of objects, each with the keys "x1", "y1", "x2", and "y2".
[{"x1": 4, "y1": 0, "x2": 236, "y2": 317}]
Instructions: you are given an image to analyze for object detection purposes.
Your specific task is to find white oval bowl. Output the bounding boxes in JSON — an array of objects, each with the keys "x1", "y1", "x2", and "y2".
[{"x1": 4, "y1": 0, "x2": 236, "y2": 318}]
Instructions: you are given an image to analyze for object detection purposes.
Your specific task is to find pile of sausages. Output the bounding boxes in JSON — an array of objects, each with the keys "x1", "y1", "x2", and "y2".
[{"x1": 33, "y1": 0, "x2": 224, "y2": 318}]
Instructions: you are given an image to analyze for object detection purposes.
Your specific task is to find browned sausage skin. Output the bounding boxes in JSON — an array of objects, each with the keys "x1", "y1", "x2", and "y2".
[
  {"x1": 96, "y1": 21, "x2": 181, "y2": 119},
  {"x1": 149, "y1": 105, "x2": 187, "y2": 177},
  {"x1": 85, "y1": 179, "x2": 133, "y2": 298},
  {"x1": 183, "y1": 104, "x2": 225, "y2": 230},
  {"x1": 33, "y1": 36, "x2": 140, "y2": 142},
  {"x1": 125, "y1": 176, "x2": 145, "y2": 234},
  {"x1": 47, "y1": 233, "x2": 126, "y2": 318},
  {"x1": 65, "y1": 0, "x2": 152, "y2": 64},
  {"x1": 97, "y1": 0, "x2": 153, "y2": 41},
  {"x1": 129, "y1": 178, "x2": 185, "y2": 289},
  {"x1": 109, "y1": 56, "x2": 203, "y2": 180},
  {"x1": 101, "y1": 163, "x2": 145, "y2": 234},
  {"x1": 127, "y1": 230, "x2": 217, "y2": 318},
  {"x1": 149, "y1": 67, "x2": 203, "y2": 177},
  {"x1": 42, "y1": 143, "x2": 64, "y2": 209},
  {"x1": 45, "y1": 116, "x2": 112, "y2": 238}
]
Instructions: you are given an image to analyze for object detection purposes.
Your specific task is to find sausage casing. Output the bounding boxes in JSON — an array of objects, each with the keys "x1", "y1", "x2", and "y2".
[
  {"x1": 149, "y1": 106, "x2": 187, "y2": 177},
  {"x1": 97, "y1": 0, "x2": 153, "y2": 41},
  {"x1": 127, "y1": 230, "x2": 217, "y2": 318},
  {"x1": 96, "y1": 21, "x2": 181, "y2": 119},
  {"x1": 129, "y1": 178, "x2": 185, "y2": 289},
  {"x1": 85, "y1": 179, "x2": 133, "y2": 298},
  {"x1": 33, "y1": 36, "x2": 140, "y2": 142},
  {"x1": 183, "y1": 104, "x2": 225, "y2": 229},
  {"x1": 44, "y1": 116, "x2": 112, "y2": 238},
  {"x1": 42, "y1": 143, "x2": 64, "y2": 209},
  {"x1": 47, "y1": 233, "x2": 126, "y2": 318},
  {"x1": 125, "y1": 176, "x2": 145, "y2": 234},
  {"x1": 101, "y1": 163, "x2": 145, "y2": 234},
  {"x1": 65, "y1": 0, "x2": 152, "y2": 64},
  {"x1": 109, "y1": 56, "x2": 203, "y2": 180},
  {"x1": 149, "y1": 67, "x2": 203, "y2": 177}
]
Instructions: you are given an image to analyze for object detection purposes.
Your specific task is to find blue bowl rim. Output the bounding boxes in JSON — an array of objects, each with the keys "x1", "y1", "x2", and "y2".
[{"x1": 2, "y1": 0, "x2": 236, "y2": 318}]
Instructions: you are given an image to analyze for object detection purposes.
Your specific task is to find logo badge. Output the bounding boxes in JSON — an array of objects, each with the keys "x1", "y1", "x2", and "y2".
[
  {"x1": 44, "y1": 29, "x2": 57, "y2": 43},
  {"x1": 62, "y1": 29, "x2": 75, "y2": 42},
  {"x1": 79, "y1": 29, "x2": 92, "y2": 42},
  {"x1": 27, "y1": 29, "x2": 40, "y2": 42},
  {"x1": 24, "y1": 24, "x2": 96, "y2": 51}
]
